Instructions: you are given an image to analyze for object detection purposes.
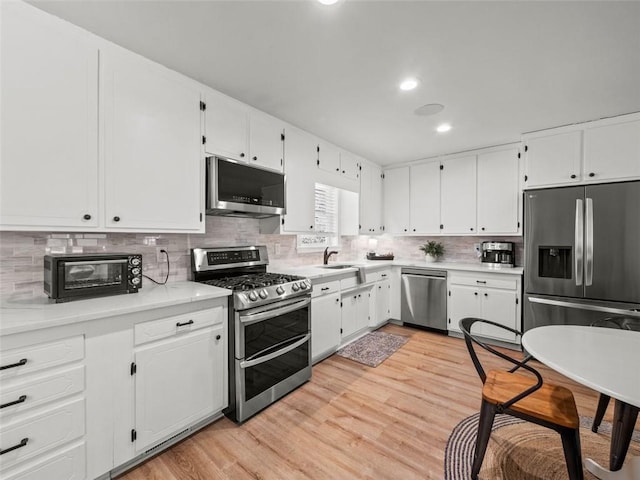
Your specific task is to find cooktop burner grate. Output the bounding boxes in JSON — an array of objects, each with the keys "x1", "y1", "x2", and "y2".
[{"x1": 201, "y1": 272, "x2": 307, "y2": 291}]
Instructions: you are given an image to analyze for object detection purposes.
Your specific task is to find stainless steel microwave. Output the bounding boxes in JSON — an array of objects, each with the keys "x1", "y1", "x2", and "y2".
[
  {"x1": 206, "y1": 156, "x2": 286, "y2": 218},
  {"x1": 44, "y1": 253, "x2": 142, "y2": 302}
]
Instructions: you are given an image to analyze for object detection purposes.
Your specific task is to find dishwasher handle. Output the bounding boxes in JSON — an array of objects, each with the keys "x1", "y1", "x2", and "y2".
[{"x1": 402, "y1": 273, "x2": 447, "y2": 281}]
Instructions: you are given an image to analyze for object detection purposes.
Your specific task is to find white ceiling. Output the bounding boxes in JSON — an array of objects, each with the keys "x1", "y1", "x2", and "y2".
[{"x1": 29, "y1": 0, "x2": 640, "y2": 166}]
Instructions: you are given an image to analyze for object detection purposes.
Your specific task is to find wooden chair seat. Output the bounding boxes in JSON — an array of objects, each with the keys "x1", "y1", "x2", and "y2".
[{"x1": 483, "y1": 370, "x2": 579, "y2": 429}]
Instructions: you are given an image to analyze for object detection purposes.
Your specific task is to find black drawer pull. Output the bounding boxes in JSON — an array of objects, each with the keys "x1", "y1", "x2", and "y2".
[
  {"x1": 176, "y1": 320, "x2": 194, "y2": 327},
  {"x1": 216, "y1": 335, "x2": 221, "y2": 340},
  {"x1": 0, "y1": 395, "x2": 27, "y2": 410},
  {"x1": 321, "y1": 287, "x2": 330, "y2": 291},
  {"x1": 0, "y1": 358, "x2": 27, "y2": 371},
  {"x1": 0, "y1": 438, "x2": 29, "y2": 455},
  {"x1": 381, "y1": 274, "x2": 387, "y2": 277},
  {"x1": 476, "y1": 280, "x2": 487, "y2": 284}
]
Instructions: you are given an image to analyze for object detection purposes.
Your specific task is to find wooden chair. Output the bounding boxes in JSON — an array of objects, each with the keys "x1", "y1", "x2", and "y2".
[
  {"x1": 459, "y1": 317, "x2": 583, "y2": 480},
  {"x1": 590, "y1": 317, "x2": 640, "y2": 433}
]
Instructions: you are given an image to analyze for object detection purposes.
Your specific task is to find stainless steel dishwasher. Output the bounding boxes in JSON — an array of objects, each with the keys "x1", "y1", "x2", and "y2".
[{"x1": 400, "y1": 268, "x2": 447, "y2": 332}]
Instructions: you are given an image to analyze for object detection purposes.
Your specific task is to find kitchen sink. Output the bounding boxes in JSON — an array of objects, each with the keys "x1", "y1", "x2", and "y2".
[{"x1": 321, "y1": 264, "x2": 354, "y2": 269}]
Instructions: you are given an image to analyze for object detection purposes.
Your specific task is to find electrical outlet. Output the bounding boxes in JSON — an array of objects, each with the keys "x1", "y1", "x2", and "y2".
[
  {"x1": 474, "y1": 243, "x2": 481, "y2": 257},
  {"x1": 156, "y1": 248, "x2": 167, "y2": 262}
]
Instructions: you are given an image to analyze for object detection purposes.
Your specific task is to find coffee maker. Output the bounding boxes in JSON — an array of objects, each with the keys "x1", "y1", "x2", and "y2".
[{"x1": 481, "y1": 241, "x2": 515, "y2": 267}]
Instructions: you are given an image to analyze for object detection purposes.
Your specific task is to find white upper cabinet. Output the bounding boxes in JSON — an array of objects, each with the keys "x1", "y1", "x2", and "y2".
[
  {"x1": 410, "y1": 161, "x2": 441, "y2": 234},
  {"x1": 203, "y1": 91, "x2": 248, "y2": 162},
  {"x1": 248, "y1": 110, "x2": 285, "y2": 172},
  {"x1": 0, "y1": 2, "x2": 99, "y2": 230},
  {"x1": 339, "y1": 151, "x2": 360, "y2": 181},
  {"x1": 280, "y1": 127, "x2": 317, "y2": 233},
  {"x1": 523, "y1": 130, "x2": 582, "y2": 187},
  {"x1": 101, "y1": 48, "x2": 203, "y2": 232},
  {"x1": 583, "y1": 116, "x2": 640, "y2": 183},
  {"x1": 523, "y1": 113, "x2": 640, "y2": 189},
  {"x1": 477, "y1": 148, "x2": 520, "y2": 234},
  {"x1": 359, "y1": 160, "x2": 383, "y2": 234},
  {"x1": 440, "y1": 155, "x2": 477, "y2": 234},
  {"x1": 382, "y1": 167, "x2": 411, "y2": 234},
  {"x1": 317, "y1": 141, "x2": 341, "y2": 174}
]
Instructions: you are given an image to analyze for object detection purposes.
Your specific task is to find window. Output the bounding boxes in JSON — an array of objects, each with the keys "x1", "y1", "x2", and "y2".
[{"x1": 297, "y1": 183, "x2": 339, "y2": 251}]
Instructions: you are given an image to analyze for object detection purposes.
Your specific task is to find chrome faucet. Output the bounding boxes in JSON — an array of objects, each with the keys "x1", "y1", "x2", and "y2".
[{"x1": 323, "y1": 247, "x2": 338, "y2": 265}]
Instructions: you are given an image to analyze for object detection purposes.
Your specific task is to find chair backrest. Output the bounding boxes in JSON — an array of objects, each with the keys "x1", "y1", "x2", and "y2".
[{"x1": 459, "y1": 317, "x2": 544, "y2": 410}]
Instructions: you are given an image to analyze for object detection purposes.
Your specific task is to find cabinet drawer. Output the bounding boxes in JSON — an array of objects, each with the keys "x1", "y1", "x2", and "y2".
[
  {"x1": 340, "y1": 276, "x2": 359, "y2": 291},
  {"x1": 368, "y1": 269, "x2": 391, "y2": 283},
  {"x1": 0, "y1": 398, "x2": 84, "y2": 471},
  {"x1": 0, "y1": 366, "x2": 84, "y2": 420},
  {"x1": 2, "y1": 442, "x2": 85, "y2": 480},
  {"x1": 449, "y1": 274, "x2": 517, "y2": 290},
  {"x1": 0, "y1": 336, "x2": 84, "y2": 381},
  {"x1": 134, "y1": 306, "x2": 225, "y2": 346},
  {"x1": 311, "y1": 280, "x2": 340, "y2": 298}
]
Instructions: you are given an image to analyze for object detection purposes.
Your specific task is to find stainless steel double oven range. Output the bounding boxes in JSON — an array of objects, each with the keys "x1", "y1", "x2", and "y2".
[{"x1": 191, "y1": 246, "x2": 312, "y2": 423}]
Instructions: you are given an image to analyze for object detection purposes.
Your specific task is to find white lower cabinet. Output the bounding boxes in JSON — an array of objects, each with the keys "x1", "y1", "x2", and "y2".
[
  {"x1": 447, "y1": 272, "x2": 521, "y2": 344},
  {"x1": 134, "y1": 325, "x2": 225, "y2": 451},
  {"x1": 340, "y1": 286, "x2": 372, "y2": 341},
  {"x1": 311, "y1": 291, "x2": 342, "y2": 363},
  {"x1": 2, "y1": 442, "x2": 86, "y2": 480},
  {"x1": 371, "y1": 279, "x2": 391, "y2": 328}
]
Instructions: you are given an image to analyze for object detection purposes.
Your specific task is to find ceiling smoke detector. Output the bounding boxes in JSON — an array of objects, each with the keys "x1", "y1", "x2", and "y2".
[{"x1": 414, "y1": 103, "x2": 445, "y2": 116}]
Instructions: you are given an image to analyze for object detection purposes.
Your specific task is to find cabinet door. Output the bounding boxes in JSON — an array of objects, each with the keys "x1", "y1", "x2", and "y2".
[
  {"x1": 524, "y1": 131, "x2": 582, "y2": 187},
  {"x1": 281, "y1": 128, "x2": 316, "y2": 233},
  {"x1": 584, "y1": 118, "x2": 640, "y2": 182},
  {"x1": 447, "y1": 285, "x2": 480, "y2": 333},
  {"x1": 479, "y1": 289, "x2": 518, "y2": 343},
  {"x1": 441, "y1": 156, "x2": 477, "y2": 234},
  {"x1": 341, "y1": 292, "x2": 360, "y2": 339},
  {"x1": 204, "y1": 91, "x2": 248, "y2": 160},
  {"x1": 410, "y1": 161, "x2": 441, "y2": 234},
  {"x1": 383, "y1": 167, "x2": 410, "y2": 234},
  {"x1": 358, "y1": 289, "x2": 371, "y2": 332},
  {"x1": 0, "y1": 2, "x2": 99, "y2": 229},
  {"x1": 134, "y1": 326, "x2": 224, "y2": 451},
  {"x1": 102, "y1": 50, "x2": 202, "y2": 232},
  {"x1": 340, "y1": 152, "x2": 360, "y2": 180},
  {"x1": 477, "y1": 149, "x2": 520, "y2": 234},
  {"x1": 373, "y1": 280, "x2": 391, "y2": 327},
  {"x1": 249, "y1": 111, "x2": 284, "y2": 172},
  {"x1": 311, "y1": 293, "x2": 341, "y2": 362},
  {"x1": 317, "y1": 141, "x2": 341, "y2": 175},
  {"x1": 359, "y1": 160, "x2": 382, "y2": 234}
]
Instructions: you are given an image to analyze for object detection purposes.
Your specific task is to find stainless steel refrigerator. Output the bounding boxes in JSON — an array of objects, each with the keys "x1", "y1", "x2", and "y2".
[{"x1": 523, "y1": 181, "x2": 640, "y2": 331}]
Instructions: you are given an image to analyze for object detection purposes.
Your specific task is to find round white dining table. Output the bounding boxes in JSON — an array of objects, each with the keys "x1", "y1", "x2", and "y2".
[{"x1": 522, "y1": 325, "x2": 640, "y2": 479}]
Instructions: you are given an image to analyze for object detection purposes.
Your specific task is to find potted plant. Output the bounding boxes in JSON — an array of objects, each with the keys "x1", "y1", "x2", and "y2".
[{"x1": 419, "y1": 241, "x2": 444, "y2": 263}]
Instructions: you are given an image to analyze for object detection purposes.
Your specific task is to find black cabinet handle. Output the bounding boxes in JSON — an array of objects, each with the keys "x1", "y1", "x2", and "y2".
[
  {"x1": 0, "y1": 438, "x2": 29, "y2": 455},
  {"x1": 484, "y1": 293, "x2": 488, "y2": 297},
  {"x1": 216, "y1": 335, "x2": 221, "y2": 340},
  {"x1": 474, "y1": 292, "x2": 478, "y2": 296},
  {"x1": 381, "y1": 274, "x2": 387, "y2": 277},
  {"x1": 476, "y1": 280, "x2": 487, "y2": 284},
  {"x1": 570, "y1": 174, "x2": 577, "y2": 179},
  {"x1": 470, "y1": 227, "x2": 474, "y2": 231},
  {"x1": 240, "y1": 152, "x2": 245, "y2": 158},
  {"x1": 589, "y1": 172, "x2": 595, "y2": 177},
  {"x1": 481, "y1": 227, "x2": 485, "y2": 231},
  {"x1": 0, "y1": 395, "x2": 27, "y2": 410},
  {"x1": 0, "y1": 358, "x2": 27, "y2": 371},
  {"x1": 321, "y1": 287, "x2": 330, "y2": 291},
  {"x1": 113, "y1": 216, "x2": 121, "y2": 222},
  {"x1": 252, "y1": 156, "x2": 257, "y2": 161},
  {"x1": 83, "y1": 214, "x2": 91, "y2": 220},
  {"x1": 176, "y1": 320, "x2": 194, "y2": 327}
]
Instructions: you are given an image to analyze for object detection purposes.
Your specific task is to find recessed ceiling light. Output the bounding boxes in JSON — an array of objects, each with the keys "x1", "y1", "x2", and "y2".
[
  {"x1": 436, "y1": 123, "x2": 452, "y2": 133},
  {"x1": 318, "y1": 0, "x2": 339, "y2": 5},
  {"x1": 414, "y1": 103, "x2": 445, "y2": 116},
  {"x1": 399, "y1": 78, "x2": 419, "y2": 91}
]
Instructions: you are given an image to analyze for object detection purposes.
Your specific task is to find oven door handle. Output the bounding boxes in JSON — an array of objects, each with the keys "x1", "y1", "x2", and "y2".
[
  {"x1": 240, "y1": 333, "x2": 310, "y2": 369},
  {"x1": 238, "y1": 297, "x2": 311, "y2": 326}
]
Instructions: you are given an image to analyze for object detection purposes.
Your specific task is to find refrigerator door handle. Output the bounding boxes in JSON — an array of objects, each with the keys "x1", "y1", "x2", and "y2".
[
  {"x1": 585, "y1": 197, "x2": 594, "y2": 286},
  {"x1": 575, "y1": 198, "x2": 584, "y2": 286}
]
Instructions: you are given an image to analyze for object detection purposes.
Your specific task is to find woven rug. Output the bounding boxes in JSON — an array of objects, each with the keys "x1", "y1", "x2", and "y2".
[
  {"x1": 444, "y1": 413, "x2": 640, "y2": 479},
  {"x1": 336, "y1": 331, "x2": 408, "y2": 367}
]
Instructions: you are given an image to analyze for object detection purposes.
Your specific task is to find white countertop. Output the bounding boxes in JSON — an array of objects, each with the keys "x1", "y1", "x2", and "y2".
[
  {"x1": 0, "y1": 282, "x2": 231, "y2": 337},
  {"x1": 271, "y1": 260, "x2": 523, "y2": 281}
]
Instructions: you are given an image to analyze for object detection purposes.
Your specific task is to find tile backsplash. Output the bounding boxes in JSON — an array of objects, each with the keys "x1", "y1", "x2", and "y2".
[{"x1": 0, "y1": 217, "x2": 522, "y2": 298}]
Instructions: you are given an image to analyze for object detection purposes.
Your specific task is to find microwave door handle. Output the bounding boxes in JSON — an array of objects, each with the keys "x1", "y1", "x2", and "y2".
[
  {"x1": 575, "y1": 198, "x2": 583, "y2": 287},
  {"x1": 585, "y1": 197, "x2": 594, "y2": 286},
  {"x1": 63, "y1": 259, "x2": 128, "y2": 266}
]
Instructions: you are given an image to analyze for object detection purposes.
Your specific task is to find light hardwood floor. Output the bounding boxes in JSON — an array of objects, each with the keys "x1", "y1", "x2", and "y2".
[{"x1": 117, "y1": 324, "x2": 603, "y2": 480}]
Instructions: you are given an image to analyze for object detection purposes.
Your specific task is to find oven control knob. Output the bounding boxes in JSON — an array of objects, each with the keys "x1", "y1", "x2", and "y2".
[
  {"x1": 299, "y1": 282, "x2": 308, "y2": 290},
  {"x1": 248, "y1": 291, "x2": 258, "y2": 302},
  {"x1": 131, "y1": 267, "x2": 141, "y2": 275},
  {"x1": 259, "y1": 289, "x2": 268, "y2": 299},
  {"x1": 131, "y1": 277, "x2": 141, "y2": 285},
  {"x1": 292, "y1": 283, "x2": 300, "y2": 292},
  {"x1": 276, "y1": 286, "x2": 285, "y2": 295},
  {"x1": 130, "y1": 257, "x2": 141, "y2": 266}
]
